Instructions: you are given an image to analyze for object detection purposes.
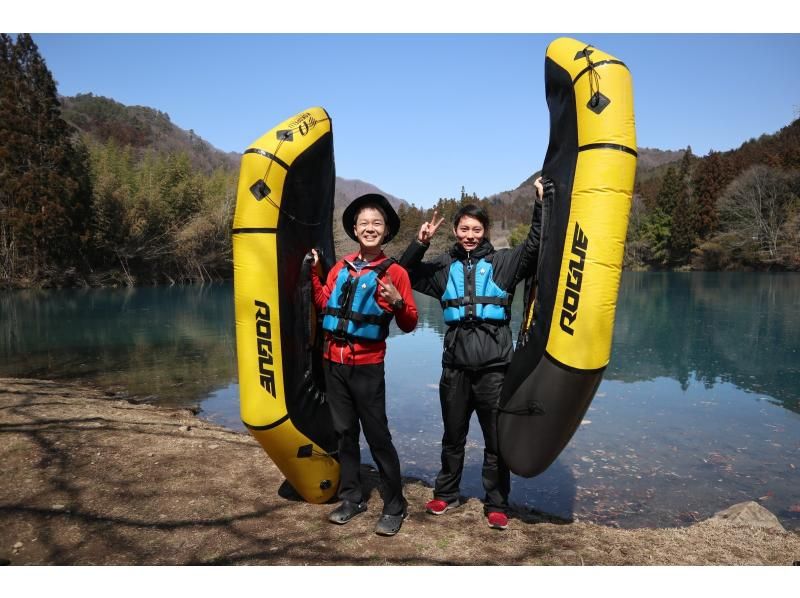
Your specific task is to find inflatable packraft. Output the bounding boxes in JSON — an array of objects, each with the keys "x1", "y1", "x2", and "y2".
[
  {"x1": 233, "y1": 107, "x2": 339, "y2": 503},
  {"x1": 498, "y1": 38, "x2": 637, "y2": 477}
]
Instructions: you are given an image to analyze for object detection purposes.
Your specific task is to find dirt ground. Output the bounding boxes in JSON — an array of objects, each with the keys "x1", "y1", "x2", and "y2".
[{"x1": 1, "y1": 377, "x2": 798, "y2": 566}]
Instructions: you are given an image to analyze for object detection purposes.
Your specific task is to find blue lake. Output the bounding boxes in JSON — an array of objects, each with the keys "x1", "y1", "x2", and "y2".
[{"x1": 2, "y1": 273, "x2": 798, "y2": 529}]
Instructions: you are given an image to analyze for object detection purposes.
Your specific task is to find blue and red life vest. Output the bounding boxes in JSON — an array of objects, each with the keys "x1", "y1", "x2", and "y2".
[{"x1": 322, "y1": 258, "x2": 395, "y2": 341}]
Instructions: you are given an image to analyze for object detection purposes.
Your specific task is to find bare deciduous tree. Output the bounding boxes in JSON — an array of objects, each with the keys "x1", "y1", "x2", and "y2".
[{"x1": 717, "y1": 165, "x2": 799, "y2": 264}]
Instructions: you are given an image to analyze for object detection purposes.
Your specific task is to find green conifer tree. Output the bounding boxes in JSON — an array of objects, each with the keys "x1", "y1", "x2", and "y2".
[
  {"x1": 669, "y1": 147, "x2": 697, "y2": 264},
  {"x1": 691, "y1": 150, "x2": 728, "y2": 240},
  {"x1": 641, "y1": 165, "x2": 679, "y2": 266},
  {"x1": 0, "y1": 33, "x2": 92, "y2": 282}
]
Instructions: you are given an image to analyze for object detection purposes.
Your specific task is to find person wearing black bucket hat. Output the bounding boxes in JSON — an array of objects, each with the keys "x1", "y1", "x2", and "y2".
[
  {"x1": 341, "y1": 193, "x2": 401, "y2": 244},
  {"x1": 310, "y1": 193, "x2": 418, "y2": 536}
]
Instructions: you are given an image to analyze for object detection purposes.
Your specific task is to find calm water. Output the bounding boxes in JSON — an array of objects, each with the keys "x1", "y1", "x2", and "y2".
[{"x1": 2, "y1": 273, "x2": 798, "y2": 529}]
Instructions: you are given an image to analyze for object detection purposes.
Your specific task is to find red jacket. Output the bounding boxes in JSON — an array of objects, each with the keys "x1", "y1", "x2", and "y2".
[{"x1": 311, "y1": 251, "x2": 418, "y2": 365}]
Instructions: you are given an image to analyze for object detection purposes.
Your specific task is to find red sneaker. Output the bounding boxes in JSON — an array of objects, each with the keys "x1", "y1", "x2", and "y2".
[
  {"x1": 425, "y1": 499, "x2": 454, "y2": 515},
  {"x1": 487, "y1": 512, "x2": 508, "y2": 530}
]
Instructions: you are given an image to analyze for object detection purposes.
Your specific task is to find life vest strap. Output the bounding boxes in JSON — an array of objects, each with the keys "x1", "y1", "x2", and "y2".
[
  {"x1": 322, "y1": 307, "x2": 391, "y2": 326},
  {"x1": 441, "y1": 295, "x2": 511, "y2": 309}
]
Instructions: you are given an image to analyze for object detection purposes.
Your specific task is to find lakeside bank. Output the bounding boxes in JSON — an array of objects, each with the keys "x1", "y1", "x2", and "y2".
[{"x1": 1, "y1": 377, "x2": 798, "y2": 566}]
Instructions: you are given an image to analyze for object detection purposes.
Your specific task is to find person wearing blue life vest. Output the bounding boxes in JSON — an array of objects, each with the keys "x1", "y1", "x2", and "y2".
[
  {"x1": 310, "y1": 193, "x2": 418, "y2": 536},
  {"x1": 399, "y1": 178, "x2": 544, "y2": 531}
]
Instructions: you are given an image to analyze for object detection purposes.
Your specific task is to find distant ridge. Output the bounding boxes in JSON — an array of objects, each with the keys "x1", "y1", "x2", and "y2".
[
  {"x1": 333, "y1": 177, "x2": 408, "y2": 210},
  {"x1": 60, "y1": 94, "x2": 239, "y2": 173},
  {"x1": 60, "y1": 94, "x2": 691, "y2": 212},
  {"x1": 60, "y1": 94, "x2": 408, "y2": 207},
  {"x1": 636, "y1": 147, "x2": 686, "y2": 170},
  {"x1": 486, "y1": 146, "x2": 686, "y2": 206}
]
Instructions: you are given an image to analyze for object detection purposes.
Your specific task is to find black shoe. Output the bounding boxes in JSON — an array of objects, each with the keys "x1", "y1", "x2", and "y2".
[
  {"x1": 328, "y1": 501, "x2": 367, "y2": 524},
  {"x1": 375, "y1": 511, "x2": 409, "y2": 536}
]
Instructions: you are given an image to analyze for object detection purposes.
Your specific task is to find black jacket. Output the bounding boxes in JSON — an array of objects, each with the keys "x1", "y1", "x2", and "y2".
[{"x1": 399, "y1": 201, "x2": 542, "y2": 370}]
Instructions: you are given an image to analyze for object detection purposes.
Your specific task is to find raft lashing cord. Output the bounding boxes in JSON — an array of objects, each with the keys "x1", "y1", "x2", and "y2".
[
  {"x1": 245, "y1": 116, "x2": 332, "y2": 227},
  {"x1": 582, "y1": 46, "x2": 603, "y2": 111},
  {"x1": 497, "y1": 38, "x2": 636, "y2": 478}
]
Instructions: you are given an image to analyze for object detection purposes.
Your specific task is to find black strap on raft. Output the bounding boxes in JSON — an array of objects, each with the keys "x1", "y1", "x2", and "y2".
[
  {"x1": 324, "y1": 258, "x2": 396, "y2": 341},
  {"x1": 301, "y1": 252, "x2": 317, "y2": 350},
  {"x1": 299, "y1": 252, "x2": 328, "y2": 407},
  {"x1": 497, "y1": 396, "x2": 546, "y2": 417}
]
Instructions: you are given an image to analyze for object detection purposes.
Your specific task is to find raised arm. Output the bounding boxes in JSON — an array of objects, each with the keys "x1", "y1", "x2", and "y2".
[
  {"x1": 397, "y1": 209, "x2": 449, "y2": 298},
  {"x1": 492, "y1": 177, "x2": 545, "y2": 288},
  {"x1": 513, "y1": 177, "x2": 546, "y2": 282}
]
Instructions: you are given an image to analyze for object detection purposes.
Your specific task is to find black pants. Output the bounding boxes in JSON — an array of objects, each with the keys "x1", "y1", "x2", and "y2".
[
  {"x1": 323, "y1": 361, "x2": 405, "y2": 516},
  {"x1": 434, "y1": 366, "x2": 510, "y2": 514}
]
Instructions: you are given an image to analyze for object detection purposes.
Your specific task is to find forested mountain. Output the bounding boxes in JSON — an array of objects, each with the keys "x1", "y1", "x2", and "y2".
[
  {"x1": 61, "y1": 94, "x2": 410, "y2": 209},
  {"x1": 626, "y1": 120, "x2": 800, "y2": 271},
  {"x1": 2, "y1": 34, "x2": 797, "y2": 289},
  {"x1": 464, "y1": 126, "x2": 799, "y2": 273},
  {"x1": 61, "y1": 94, "x2": 240, "y2": 174},
  {"x1": 57, "y1": 94, "x2": 410, "y2": 265}
]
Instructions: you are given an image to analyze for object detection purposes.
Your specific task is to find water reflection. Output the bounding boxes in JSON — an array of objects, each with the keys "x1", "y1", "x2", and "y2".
[
  {"x1": 1, "y1": 274, "x2": 798, "y2": 529},
  {"x1": 0, "y1": 285, "x2": 237, "y2": 406},
  {"x1": 609, "y1": 272, "x2": 800, "y2": 413}
]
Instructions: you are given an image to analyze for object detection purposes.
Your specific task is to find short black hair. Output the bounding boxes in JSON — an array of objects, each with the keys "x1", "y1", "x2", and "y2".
[
  {"x1": 453, "y1": 204, "x2": 490, "y2": 230},
  {"x1": 354, "y1": 202, "x2": 388, "y2": 224}
]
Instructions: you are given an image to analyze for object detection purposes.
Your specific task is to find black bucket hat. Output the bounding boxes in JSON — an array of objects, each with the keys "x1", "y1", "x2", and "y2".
[{"x1": 342, "y1": 193, "x2": 401, "y2": 244}]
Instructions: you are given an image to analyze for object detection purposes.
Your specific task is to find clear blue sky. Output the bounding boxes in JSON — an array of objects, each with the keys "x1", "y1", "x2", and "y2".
[{"x1": 13, "y1": 6, "x2": 800, "y2": 208}]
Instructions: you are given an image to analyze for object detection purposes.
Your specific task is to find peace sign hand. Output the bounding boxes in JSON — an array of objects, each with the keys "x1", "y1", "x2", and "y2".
[
  {"x1": 417, "y1": 209, "x2": 446, "y2": 244},
  {"x1": 376, "y1": 273, "x2": 402, "y2": 307}
]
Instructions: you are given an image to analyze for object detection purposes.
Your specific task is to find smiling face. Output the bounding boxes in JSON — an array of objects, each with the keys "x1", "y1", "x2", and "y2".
[
  {"x1": 454, "y1": 215, "x2": 485, "y2": 252},
  {"x1": 353, "y1": 206, "x2": 387, "y2": 250}
]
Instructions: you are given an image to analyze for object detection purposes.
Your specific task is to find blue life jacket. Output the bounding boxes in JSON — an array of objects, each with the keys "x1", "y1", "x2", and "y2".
[
  {"x1": 322, "y1": 258, "x2": 395, "y2": 341},
  {"x1": 441, "y1": 257, "x2": 510, "y2": 324}
]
